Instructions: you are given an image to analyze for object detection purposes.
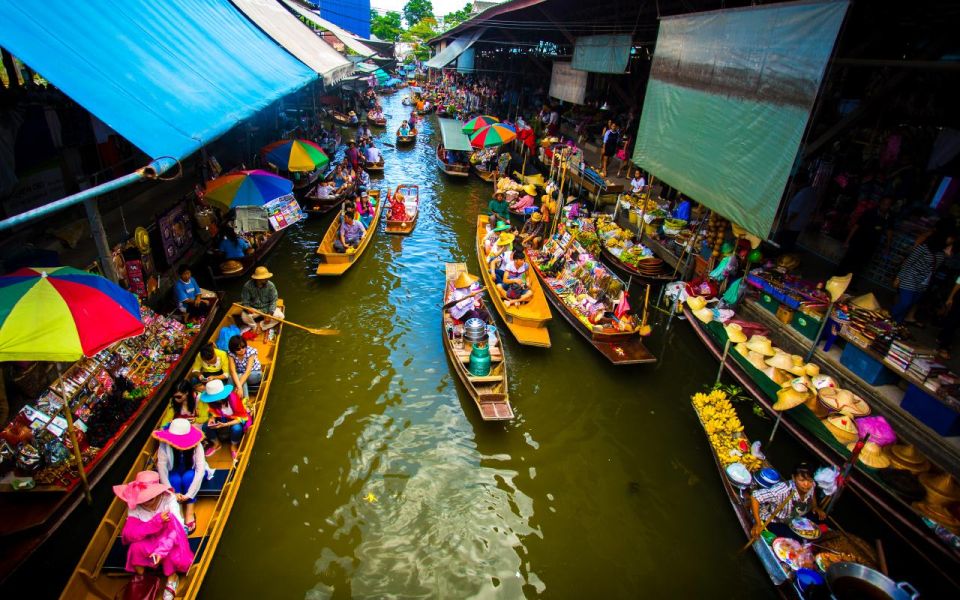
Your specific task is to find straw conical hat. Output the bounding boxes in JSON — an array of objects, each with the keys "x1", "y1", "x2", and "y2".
[
  {"x1": 781, "y1": 376, "x2": 812, "y2": 393},
  {"x1": 851, "y1": 293, "x2": 881, "y2": 311},
  {"x1": 787, "y1": 355, "x2": 808, "y2": 377},
  {"x1": 804, "y1": 363, "x2": 821, "y2": 377},
  {"x1": 746, "y1": 335, "x2": 775, "y2": 357},
  {"x1": 913, "y1": 501, "x2": 960, "y2": 533},
  {"x1": 734, "y1": 342, "x2": 750, "y2": 358},
  {"x1": 919, "y1": 471, "x2": 960, "y2": 504},
  {"x1": 834, "y1": 389, "x2": 871, "y2": 417},
  {"x1": 847, "y1": 441, "x2": 890, "y2": 469},
  {"x1": 746, "y1": 351, "x2": 769, "y2": 372},
  {"x1": 774, "y1": 386, "x2": 810, "y2": 411},
  {"x1": 826, "y1": 273, "x2": 852, "y2": 301},
  {"x1": 811, "y1": 374, "x2": 836, "y2": 391},
  {"x1": 823, "y1": 414, "x2": 858, "y2": 444},
  {"x1": 763, "y1": 365, "x2": 791, "y2": 385},
  {"x1": 765, "y1": 351, "x2": 794, "y2": 371},
  {"x1": 887, "y1": 444, "x2": 931, "y2": 473},
  {"x1": 453, "y1": 272, "x2": 479, "y2": 289},
  {"x1": 725, "y1": 323, "x2": 748, "y2": 344},
  {"x1": 686, "y1": 296, "x2": 707, "y2": 311},
  {"x1": 693, "y1": 307, "x2": 714, "y2": 323}
]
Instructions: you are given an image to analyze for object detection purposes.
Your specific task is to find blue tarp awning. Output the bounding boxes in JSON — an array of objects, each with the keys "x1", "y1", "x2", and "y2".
[{"x1": 0, "y1": 0, "x2": 317, "y2": 160}]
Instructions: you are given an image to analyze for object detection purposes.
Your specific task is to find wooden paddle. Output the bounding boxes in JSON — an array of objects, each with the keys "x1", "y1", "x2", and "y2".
[
  {"x1": 233, "y1": 304, "x2": 339, "y2": 336},
  {"x1": 739, "y1": 492, "x2": 793, "y2": 553},
  {"x1": 441, "y1": 287, "x2": 487, "y2": 311}
]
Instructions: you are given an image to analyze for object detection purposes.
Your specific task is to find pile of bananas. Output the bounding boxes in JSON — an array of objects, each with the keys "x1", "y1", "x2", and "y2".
[{"x1": 692, "y1": 390, "x2": 762, "y2": 471}]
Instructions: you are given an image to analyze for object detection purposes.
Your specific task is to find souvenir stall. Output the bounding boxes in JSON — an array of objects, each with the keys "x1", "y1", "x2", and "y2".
[{"x1": 0, "y1": 305, "x2": 205, "y2": 490}]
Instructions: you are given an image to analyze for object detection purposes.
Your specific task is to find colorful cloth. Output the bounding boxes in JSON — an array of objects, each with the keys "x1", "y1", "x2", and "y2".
[{"x1": 120, "y1": 492, "x2": 193, "y2": 576}]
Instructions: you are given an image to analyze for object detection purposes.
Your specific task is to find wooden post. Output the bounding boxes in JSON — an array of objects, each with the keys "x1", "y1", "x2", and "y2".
[{"x1": 57, "y1": 364, "x2": 92, "y2": 503}]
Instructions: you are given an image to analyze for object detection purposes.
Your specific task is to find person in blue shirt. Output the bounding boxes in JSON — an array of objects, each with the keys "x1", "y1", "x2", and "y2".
[
  {"x1": 219, "y1": 226, "x2": 251, "y2": 260},
  {"x1": 672, "y1": 197, "x2": 692, "y2": 222},
  {"x1": 173, "y1": 265, "x2": 212, "y2": 320}
]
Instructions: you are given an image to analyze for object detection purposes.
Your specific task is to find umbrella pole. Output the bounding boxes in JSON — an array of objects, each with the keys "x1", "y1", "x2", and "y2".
[{"x1": 57, "y1": 364, "x2": 92, "y2": 503}]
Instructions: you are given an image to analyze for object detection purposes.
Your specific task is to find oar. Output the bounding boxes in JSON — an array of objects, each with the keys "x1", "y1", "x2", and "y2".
[
  {"x1": 233, "y1": 303, "x2": 339, "y2": 336},
  {"x1": 638, "y1": 283, "x2": 652, "y2": 337},
  {"x1": 441, "y1": 287, "x2": 487, "y2": 311},
  {"x1": 739, "y1": 492, "x2": 793, "y2": 553}
]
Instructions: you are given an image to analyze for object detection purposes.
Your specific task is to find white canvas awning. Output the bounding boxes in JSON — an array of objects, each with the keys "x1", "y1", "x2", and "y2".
[
  {"x1": 280, "y1": 0, "x2": 377, "y2": 58},
  {"x1": 231, "y1": 0, "x2": 352, "y2": 84},
  {"x1": 425, "y1": 28, "x2": 487, "y2": 69}
]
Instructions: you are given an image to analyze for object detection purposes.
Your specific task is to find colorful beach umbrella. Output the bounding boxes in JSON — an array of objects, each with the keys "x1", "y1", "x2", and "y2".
[
  {"x1": 203, "y1": 169, "x2": 293, "y2": 211},
  {"x1": 0, "y1": 267, "x2": 144, "y2": 362},
  {"x1": 461, "y1": 115, "x2": 500, "y2": 136},
  {"x1": 261, "y1": 139, "x2": 329, "y2": 172},
  {"x1": 469, "y1": 123, "x2": 517, "y2": 148}
]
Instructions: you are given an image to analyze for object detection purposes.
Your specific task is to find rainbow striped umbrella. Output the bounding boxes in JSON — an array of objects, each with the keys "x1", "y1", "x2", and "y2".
[
  {"x1": 461, "y1": 115, "x2": 500, "y2": 136},
  {"x1": 261, "y1": 139, "x2": 330, "y2": 172},
  {"x1": 469, "y1": 123, "x2": 517, "y2": 148},
  {"x1": 0, "y1": 267, "x2": 144, "y2": 362},
  {"x1": 203, "y1": 169, "x2": 293, "y2": 211}
]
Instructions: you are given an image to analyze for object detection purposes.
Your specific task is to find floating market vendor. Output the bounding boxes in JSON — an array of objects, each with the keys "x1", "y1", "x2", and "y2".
[
  {"x1": 347, "y1": 110, "x2": 359, "y2": 125},
  {"x1": 520, "y1": 211, "x2": 546, "y2": 249},
  {"x1": 218, "y1": 226, "x2": 251, "y2": 260},
  {"x1": 173, "y1": 265, "x2": 213, "y2": 321},
  {"x1": 448, "y1": 271, "x2": 490, "y2": 323},
  {"x1": 399, "y1": 120, "x2": 412, "y2": 136},
  {"x1": 365, "y1": 143, "x2": 382, "y2": 166},
  {"x1": 488, "y1": 191, "x2": 510, "y2": 222},
  {"x1": 630, "y1": 170, "x2": 646, "y2": 195},
  {"x1": 240, "y1": 266, "x2": 284, "y2": 332},
  {"x1": 510, "y1": 185, "x2": 537, "y2": 213},
  {"x1": 749, "y1": 462, "x2": 825, "y2": 540}
]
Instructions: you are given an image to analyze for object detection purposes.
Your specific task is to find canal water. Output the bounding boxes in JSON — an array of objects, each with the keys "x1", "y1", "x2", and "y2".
[{"x1": 198, "y1": 93, "x2": 776, "y2": 598}]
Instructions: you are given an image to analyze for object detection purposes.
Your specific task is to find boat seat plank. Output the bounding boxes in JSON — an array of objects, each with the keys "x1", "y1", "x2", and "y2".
[
  {"x1": 480, "y1": 401, "x2": 513, "y2": 420},
  {"x1": 197, "y1": 470, "x2": 230, "y2": 497},
  {"x1": 102, "y1": 536, "x2": 205, "y2": 573},
  {"x1": 466, "y1": 374, "x2": 503, "y2": 383}
]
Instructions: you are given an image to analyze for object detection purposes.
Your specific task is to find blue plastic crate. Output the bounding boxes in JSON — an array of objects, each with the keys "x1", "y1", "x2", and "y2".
[
  {"x1": 901, "y1": 384, "x2": 960, "y2": 437},
  {"x1": 839, "y1": 343, "x2": 899, "y2": 386}
]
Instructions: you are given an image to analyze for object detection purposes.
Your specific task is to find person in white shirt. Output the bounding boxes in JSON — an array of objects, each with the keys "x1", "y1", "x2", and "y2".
[
  {"x1": 313, "y1": 181, "x2": 333, "y2": 200},
  {"x1": 630, "y1": 170, "x2": 647, "y2": 195},
  {"x1": 365, "y1": 144, "x2": 382, "y2": 165}
]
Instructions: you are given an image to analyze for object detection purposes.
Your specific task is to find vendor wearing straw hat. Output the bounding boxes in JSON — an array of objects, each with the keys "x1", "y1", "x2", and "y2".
[
  {"x1": 153, "y1": 418, "x2": 210, "y2": 534},
  {"x1": 240, "y1": 266, "x2": 284, "y2": 333},
  {"x1": 488, "y1": 191, "x2": 510, "y2": 222},
  {"x1": 448, "y1": 271, "x2": 489, "y2": 323},
  {"x1": 520, "y1": 211, "x2": 546, "y2": 249},
  {"x1": 750, "y1": 462, "x2": 825, "y2": 540}
]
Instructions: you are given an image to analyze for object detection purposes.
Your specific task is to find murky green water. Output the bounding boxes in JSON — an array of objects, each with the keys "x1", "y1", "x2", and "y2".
[{"x1": 198, "y1": 94, "x2": 774, "y2": 598}]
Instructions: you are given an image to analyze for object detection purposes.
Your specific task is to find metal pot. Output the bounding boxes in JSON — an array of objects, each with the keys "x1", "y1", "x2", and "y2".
[
  {"x1": 462, "y1": 318, "x2": 488, "y2": 344},
  {"x1": 825, "y1": 562, "x2": 919, "y2": 600}
]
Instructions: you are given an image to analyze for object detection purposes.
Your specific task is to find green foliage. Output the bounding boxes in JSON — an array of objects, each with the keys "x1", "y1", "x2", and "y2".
[
  {"x1": 441, "y1": 3, "x2": 472, "y2": 30},
  {"x1": 403, "y1": 0, "x2": 434, "y2": 28},
  {"x1": 401, "y1": 17, "x2": 437, "y2": 42},
  {"x1": 370, "y1": 10, "x2": 403, "y2": 42}
]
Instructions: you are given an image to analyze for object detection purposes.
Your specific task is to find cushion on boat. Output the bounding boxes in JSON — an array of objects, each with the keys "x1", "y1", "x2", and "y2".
[
  {"x1": 103, "y1": 536, "x2": 204, "y2": 572},
  {"x1": 198, "y1": 469, "x2": 230, "y2": 497}
]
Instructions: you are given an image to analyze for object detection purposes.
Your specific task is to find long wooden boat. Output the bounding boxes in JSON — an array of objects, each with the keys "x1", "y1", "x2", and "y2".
[
  {"x1": 210, "y1": 230, "x2": 285, "y2": 282},
  {"x1": 685, "y1": 307, "x2": 960, "y2": 587},
  {"x1": 599, "y1": 246, "x2": 673, "y2": 286},
  {"x1": 473, "y1": 163, "x2": 497, "y2": 182},
  {"x1": 396, "y1": 129, "x2": 417, "y2": 147},
  {"x1": 442, "y1": 263, "x2": 513, "y2": 420},
  {"x1": 366, "y1": 115, "x2": 387, "y2": 127},
  {"x1": 385, "y1": 185, "x2": 419, "y2": 235},
  {"x1": 0, "y1": 294, "x2": 223, "y2": 584},
  {"x1": 60, "y1": 301, "x2": 282, "y2": 600},
  {"x1": 474, "y1": 216, "x2": 552, "y2": 348},
  {"x1": 330, "y1": 110, "x2": 358, "y2": 127},
  {"x1": 315, "y1": 190, "x2": 382, "y2": 276},
  {"x1": 690, "y1": 394, "x2": 795, "y2": 597},
  {"x1": 526, "y1": 250, "x2": 655, "y2": 365},
  {"x1": 363, "y1": 159, "x2": 385, "y2": 174},
  {"x1": 436, "y1": 144, "x2": 470, "y2": 177}
]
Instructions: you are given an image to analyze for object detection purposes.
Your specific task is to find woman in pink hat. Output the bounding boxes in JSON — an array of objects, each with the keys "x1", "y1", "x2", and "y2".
[
  {"x1": 114, "y1": 470, "x2": 194, "y2": 599},
  {"x1": 154, "y1": 418, "x2": 210, "y2": 534}
]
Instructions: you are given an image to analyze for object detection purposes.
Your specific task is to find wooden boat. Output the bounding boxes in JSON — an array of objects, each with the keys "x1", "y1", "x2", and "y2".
[
  {"x1": 315, "y1": 190, "x2": 382, "y2": 276},
  {"x1": 474, "y1": 216, "x2": 552, "y2": 348},
  {"x1": 437, "y1": 144, "x2": 470, "y2": 177},
  {"x1": 301, "y1": 177, "x2": 358, "y2": 216},
  {"x1": 330, "y1": 110, "x2": 358, "y2": 127},
  {"x1": 363, "y1": 158, "x2": 385, "y2": 174},
  {"x1": 385, "y1": 185, "x2": 419, "y2": 235},
  {"x1": 210, "y1": 229, "x2": 285, "y2": 282},
  {"x1": 684, "y1": 307, "x2": 960, "y2": 586},
  {"x1": 526, "y1": 250, "x2": 655, "y2": 365},
  {"x1": 473, "y1": 163, "x2": 497, "y2": 182},
  {"x1": 599, "y1": 246, "x2": 673, "y2": 286},
  {"x1": 60, "y1": 301, "x2": 282, "y2": 600},
  {"x1": 396, "y1": 129, "x2": 417, "y2": 147},
  {"x1": 442, "y1": 263, "x2": 513, "y2": 420},
  {"x1": 401, "y1": 97, "x2": 412, "y2": 106},
  {"x1": 0, "y1": 294, "x2": 224, "y2": 584},
  {"x1": 366, "y1": 114, "x2": 387, "y2": 127}
]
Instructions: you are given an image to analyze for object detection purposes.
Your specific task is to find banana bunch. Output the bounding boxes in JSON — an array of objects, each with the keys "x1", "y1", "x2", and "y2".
[
  {"x1": 692, "y1": 390, "x2": 761, "y2": 470},
  {"x1": 605, "y1": 237, "x2": 624, "y2": 249}
]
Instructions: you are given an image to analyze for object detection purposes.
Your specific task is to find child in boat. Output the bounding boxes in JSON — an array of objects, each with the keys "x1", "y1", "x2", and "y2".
[
  {"x1": 499, "y1": 250, "x2": 533, "y2": 308},
  {"x1": 355, "y1": 192, "x2": 375, "y2": 228},
  {"x1": 114, "y1": 470, "x2": 194, "y2": 600},
  {"x1": 153, "y1": 418, "x2": 210, "y2": 534},
  {"x1": 199, "y1": 380, "x2": 251, "y2": 461}
]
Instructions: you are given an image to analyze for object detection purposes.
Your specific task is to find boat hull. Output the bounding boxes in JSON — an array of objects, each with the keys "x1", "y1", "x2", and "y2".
[{"x1": 315, "y1": 190, "x2": 382, "y2": 276}]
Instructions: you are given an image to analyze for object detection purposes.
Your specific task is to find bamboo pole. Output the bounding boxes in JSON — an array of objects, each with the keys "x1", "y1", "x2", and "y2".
[{"x1": 58, "y1": 364, "x2": 92, "y2": 503}]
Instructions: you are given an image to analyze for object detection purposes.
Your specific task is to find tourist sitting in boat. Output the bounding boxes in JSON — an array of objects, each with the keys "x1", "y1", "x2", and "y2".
[
  {"x1": 520, "y1": 211, "x2": 546, "y2": 249},
  {"x1": 389, "y1": 191, "x2": 414, "y2": 222},
  {"x1": 488, "y1": 191, "x2": 510, "y2": 222},
  {"x1": 484, "y1": 221, "x2": 513, "y2": 254},
  {"x1": 334, "y1": 209, "x2": 367, "y2": 253},
  {"x1": 347, "y1": 110, "x2": 359, "y2": 125},
  {"x1": 356, "y1": 124, "x2": 372, "y2": 142},
  {"x1": 173, "y1": 265, "x2": 212, "y2": 322},
  {"x1": 310, "y1": 180, "x2": 335, "y2": 200},
  {"x1": 368, "y1": 108, "x2": 384, "y2": 121},
  {"x1": 510, "y1": 186, "x2": 537, "y2": 213},
  {"x1": 497, "y1": 250, "x2": 533, "y2": 308},
  {"x1": 449, "y1": 271, "x2": 490, "y2": 324},
  {"x1": 154, "y1": 418, "x2": 209, "y2": 535},
  {"x1": 218, "y1": 226, "x2": 252, "y2": 260},
  {"x1": 331, "y1": 165, "x2": 352, "y2": 196},
  {"x1": 399, "y1": 120, "x2": 412, "y2": 136},
  {"x1": 240, "y1": 266, "x2": 284, "y2": 333},
  {"x1": 357, "y1": 167, "x2": 371, "y2": 192},
  {"x1": 228, "y1": 335, "x2": 262, "y2": 399},
  {"x1": 199, "y1": 380, "x2": 250, "y2": 460},
  {"x1": 365, "y1": 143, "x2": 382, "y2": 165},
  {"x1": 749, "y1": 462, "x2": 825, "y2": 541},
  {"x1": 355, "y1": 192, "x2": 375, "y2": 229},
  {"x1": 191, "y1": 342, "x2": 233, "y2": 385},
  {"x1": 160, "y1": 380, "x2": 209, "y2": 428},
  {"x1": 113, "y1": 470, "x2": 193, "y2": 599}
]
